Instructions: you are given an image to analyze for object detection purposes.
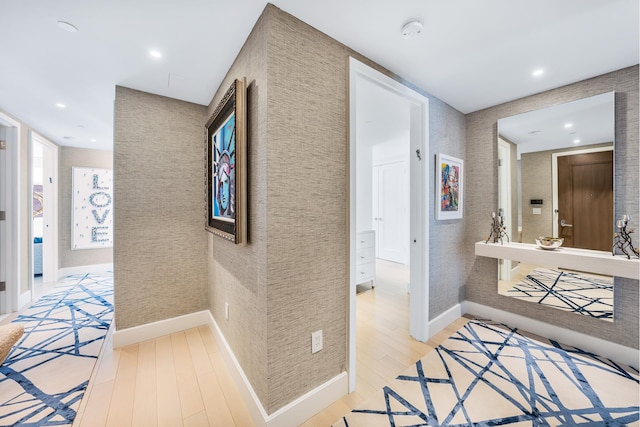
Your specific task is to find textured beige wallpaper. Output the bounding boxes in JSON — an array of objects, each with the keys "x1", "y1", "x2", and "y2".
[
  {"x1": 113, "y1": 87, "x2": 208, "y2": 330},
  {"x1": 465, "y1": 66, "x2": 639, "y2": 349},
  {"x1": 520, "y1": 150, "x2": 553, "y2": 243},
  {"x1": 59, "y1": 147, "x2": 113, "y2": 268},
  {"x1": 207, "y1": 6, "x2": 270, "y2": 408}
]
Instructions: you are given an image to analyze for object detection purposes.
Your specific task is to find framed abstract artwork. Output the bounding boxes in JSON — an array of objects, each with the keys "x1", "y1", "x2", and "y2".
[
  {"x1": 72, "y1": 167, "x2": 113, "y2": 249},
  {"x1": 205, "y1": 77, "x2": 247, "y2": 244},
  {"x1": 435, "y1": 153, "x2": 463, "y2": 220}
]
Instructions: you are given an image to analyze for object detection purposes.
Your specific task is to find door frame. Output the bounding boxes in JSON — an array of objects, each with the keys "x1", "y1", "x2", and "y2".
[
  {"x1": 551, "y1": 145, "x2": 613, "y2": 238},
  {"x1": 29, "y1": 131, "x2": 59, "y2": 284},
  {"x1": 0, "y1": 112, "x2": 23, "y2": 314},
  {"x1": 348, "y1": 57, "x2": 429, "y2": 392},
  {"x1": 497, "y1": 139, "x2": 513, "y2": 279}
]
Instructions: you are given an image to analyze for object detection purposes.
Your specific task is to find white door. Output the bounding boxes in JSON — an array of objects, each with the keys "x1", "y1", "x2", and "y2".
[{"x1": 374, "y1": 161, "x2": 409, "y2": 264}]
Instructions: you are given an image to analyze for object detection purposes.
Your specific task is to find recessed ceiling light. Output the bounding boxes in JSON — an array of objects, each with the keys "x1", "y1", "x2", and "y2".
[
  {"x1": 532, "y1": 69, "x2": 545, "y2": 77},
  {"x1": 149, "y1": 49, "x2": 162, "y2": 59},
  {"x1": 90, "y1": 138, "x2": 97, "y2": 143},
  {"x1": 573, "y1": 138, "x2": 581, "y2": 144},
  {"x1": 564, "y1": 123, "x2": 573, "y2": 129},
  {"x1": 401, "y1": 20, "x2": 423, "y2": 39},
  {"x1": 57, "y1": 20, "x2": 78, "y2": 33},
  {"x1": 56, "y1": 103, "x2": 66, "y2": 109}
]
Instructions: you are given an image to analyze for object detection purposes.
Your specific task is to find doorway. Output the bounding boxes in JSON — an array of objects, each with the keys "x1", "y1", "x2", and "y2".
[
  {"x1": 30, "y1": 132, "x2": 59, "y2": 286},
  {"x1": 552, "y1": 146, "x2": 613, "y2": 250},
  {"x1": 348, "y1": 57, "x2": 429, "y2": 392},
  {"x1": 556, "y1": 150, "x2": 613, "y2": 251}
]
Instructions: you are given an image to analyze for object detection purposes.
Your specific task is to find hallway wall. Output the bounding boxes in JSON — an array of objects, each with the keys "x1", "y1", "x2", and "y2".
[{"x1": 113, "y1": 87, "x2": 208, "y2": 330}]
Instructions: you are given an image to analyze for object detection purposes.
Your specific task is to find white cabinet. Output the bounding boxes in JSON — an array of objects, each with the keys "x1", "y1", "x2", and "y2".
[{"x1": 356, "y1": 231, "x2": 376, "y2": 286}]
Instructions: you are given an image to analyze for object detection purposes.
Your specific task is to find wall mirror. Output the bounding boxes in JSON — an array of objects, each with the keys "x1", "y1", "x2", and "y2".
[{"x1": 496, "y1": 91, "x2": 615, "y2": 322}]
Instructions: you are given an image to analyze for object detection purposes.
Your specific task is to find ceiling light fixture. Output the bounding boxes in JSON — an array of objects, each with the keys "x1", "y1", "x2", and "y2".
[
  {"x1": 532, "y1": 68, "x2": 545, "y2": 77},
  {"x1": 573, "y1": 138, "x2": 581, "y2": 144},
  {"x1": 57, "y1": 20, "x2": 78, "y2": 33},
  {"x1": 401, "y1": 20, "x2": 423, "y2": 39},
  {"x1": 564, "y1": 123, "x2": 573, "y2": 129},
  {"x1": 56, "y1": 103, "x2": 66, "y2": 109},
  {"x1": 90, "y1": 138, "x2": 97, "y2": 143},
  {"x1": 149, "y1": 49, "x2": 162, "y2": 59}
]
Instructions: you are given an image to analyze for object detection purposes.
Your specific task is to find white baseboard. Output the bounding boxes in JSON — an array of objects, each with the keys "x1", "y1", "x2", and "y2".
[
  {"x1": 112, "y1": 310, "x2": 210, "y2": 348},
  {"x1": 428, "y1": 303, "x2": 462, "y2": 338},
  {"x1": 206, "y1": 311, "x2": 348, "y2": 427},
  {"x1": 58, "y1": 263, "x2": 113, "y2": 279},
  {"x1": 462, "y1": 301, "x2": 639, "y2": 369}
]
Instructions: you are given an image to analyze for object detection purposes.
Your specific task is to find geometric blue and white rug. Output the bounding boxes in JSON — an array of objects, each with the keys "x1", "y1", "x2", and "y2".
[
  {"x1": 0, "y1": 272, "x2": 113, "y2": 426},
  {"x1": 334, "y1": 320, "x2": 639, "y2": 426},
  {"x1": 507, "y1": 268, "x2": 614, "y2": 320}
]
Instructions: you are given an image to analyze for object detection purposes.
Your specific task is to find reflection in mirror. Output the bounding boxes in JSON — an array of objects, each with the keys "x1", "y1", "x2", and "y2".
[{"x1": 496, "y1": 92, "x2": 615, "y2": 322}]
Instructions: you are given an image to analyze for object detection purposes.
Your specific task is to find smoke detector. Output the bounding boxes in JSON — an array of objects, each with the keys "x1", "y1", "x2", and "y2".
[{"x1": 402, "y1": 20, "x2": 423, "y2": 39}]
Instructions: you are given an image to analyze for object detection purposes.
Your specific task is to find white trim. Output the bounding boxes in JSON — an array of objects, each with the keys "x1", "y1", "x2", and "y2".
[
  {"x1": 428, "y1": 303, "x2": 462, "y2": 338},
  {"x1": 462, "y1": 300, "x2": 639, "y2": 369},
  {"x1": 206, "y1": 311, "x2": 347, "y2": 427},
  {"x1": 349, "y1": 56, "x2": 430, "y2": 392},
  {"x1": 30, "y1": 132, "x2": 59, "y2": 284},
  {"x1": 58, "y1": 263, "x2": 114, "y2": 279},
  {"x1": 112, "y1": 310, "x2": 210, "y2": 348},
  {"x1": 551, "y1": 145, "x2": 613, "y2": 237},
  {"x1": 0, "y1": 112, "x2": 22, "y2": 314}
]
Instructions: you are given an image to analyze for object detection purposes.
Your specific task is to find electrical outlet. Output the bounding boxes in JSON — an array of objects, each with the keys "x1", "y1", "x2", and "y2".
[
  {"x1": 311, "y1": 330, "x2": 323, "y2": 354},
  {"x1": 225, "y1": 302, "x2": 229, "y2": 320}
]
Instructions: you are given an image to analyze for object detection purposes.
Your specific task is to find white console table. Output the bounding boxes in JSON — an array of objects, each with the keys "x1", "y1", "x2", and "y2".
[{"x1": 475, "y1": 241, "x2": 639, "y2": 280}]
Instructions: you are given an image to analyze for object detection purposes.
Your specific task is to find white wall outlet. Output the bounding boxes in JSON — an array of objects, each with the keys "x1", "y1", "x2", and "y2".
[
  {"x1": 533, "y1": 208, "x2": 542, "y2": 215},
  {"x1": 225, "y1": 302, "x2": 229, "y2": 320},
  {"x1": 311, "y1": 330, "x2": 323, "y2": 354}
]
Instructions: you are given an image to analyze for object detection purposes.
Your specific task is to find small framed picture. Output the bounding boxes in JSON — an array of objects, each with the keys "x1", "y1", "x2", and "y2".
[{"x1": 435, "y1": 153, "x2": 463, "y2": 220}]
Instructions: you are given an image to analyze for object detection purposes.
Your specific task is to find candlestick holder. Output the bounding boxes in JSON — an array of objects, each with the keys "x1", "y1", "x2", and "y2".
[
  {"x1": 613, "y1": 214, "x2": 639, "y2": 259},
  {"x1": 485, "y1": 211, "x2": 510, "y2": 244}
]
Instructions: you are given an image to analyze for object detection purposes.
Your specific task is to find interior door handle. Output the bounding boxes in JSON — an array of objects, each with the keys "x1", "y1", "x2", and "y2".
[{"x1": 560, "y1": 219, "x2": 573, "y2": 227}]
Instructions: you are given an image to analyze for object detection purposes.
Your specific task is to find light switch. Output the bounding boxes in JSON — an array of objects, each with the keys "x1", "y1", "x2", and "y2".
[{"x1": 533, "y1": 208, "x2": 542, "y2": 215}]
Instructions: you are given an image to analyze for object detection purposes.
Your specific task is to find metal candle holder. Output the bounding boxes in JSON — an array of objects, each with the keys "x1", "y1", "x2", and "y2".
[
  {"x1": 485, "y1": 211, "x2": 510, "y2": 244},
  {"x1": 613, "y1": 214, "x2": 639, "y2": 259}
]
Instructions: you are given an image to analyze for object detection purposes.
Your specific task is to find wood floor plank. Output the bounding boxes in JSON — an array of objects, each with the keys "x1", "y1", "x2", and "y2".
[
  {"x1": 132, "y1": 339, "x2": 158, "y2": 426},
  {"x1": 197, "y1": 371, "x2": 236, "y2": 427},
  {"x1": 209, "y1": 351, "x2": 255, "y2": 427},
  {"x1": 105, "y1": 344, "x2": 138, "y2": 427},
  {"x1": 185, "y1": 327, "x2": 214, "y2": 375},
  {"x1": 171, "y1": 331, "x2": 206, "y2": 421},
  {"x1": 74, "y1": 379, "x2": 114, "y2": 427},
  {"x1": 155, "y1": 335, "x2": 184, "y2": 427}
]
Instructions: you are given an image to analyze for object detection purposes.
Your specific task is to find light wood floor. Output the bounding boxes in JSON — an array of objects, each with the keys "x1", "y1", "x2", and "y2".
[
  {"x1": 67, "y1": 260, "x2": 467, "y2": 426},
  {"x1": 300, "y1": 261, "x2": 468, "y2": 426}
]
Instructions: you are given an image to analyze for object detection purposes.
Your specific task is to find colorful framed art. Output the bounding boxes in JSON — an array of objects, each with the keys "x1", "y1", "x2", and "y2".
[
  {"x1": 205, "y1": 78, "x2": 247, "y2": 244},
  {"x1": 435, "y1": 153, "x2": 463, "y2": 220}
]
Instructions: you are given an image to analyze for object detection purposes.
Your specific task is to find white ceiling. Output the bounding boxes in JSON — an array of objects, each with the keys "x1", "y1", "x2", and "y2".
[
  {"x1": 1, "y1": 0, "x2": 637, "y2": 151},
  {"x1": 499, "y1": 92, "x2": 615, "y2": 159}
]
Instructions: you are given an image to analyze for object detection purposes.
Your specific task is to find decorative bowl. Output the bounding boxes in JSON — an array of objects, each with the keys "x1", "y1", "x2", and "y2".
[{"x1": 536, "y1": 236, "x2": 564, "y2": 250}]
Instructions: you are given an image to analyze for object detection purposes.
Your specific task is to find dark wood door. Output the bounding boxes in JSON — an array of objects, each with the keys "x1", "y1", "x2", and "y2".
[{"x1": 557, "y1": 151, "x2": 613, "y2": 251}]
